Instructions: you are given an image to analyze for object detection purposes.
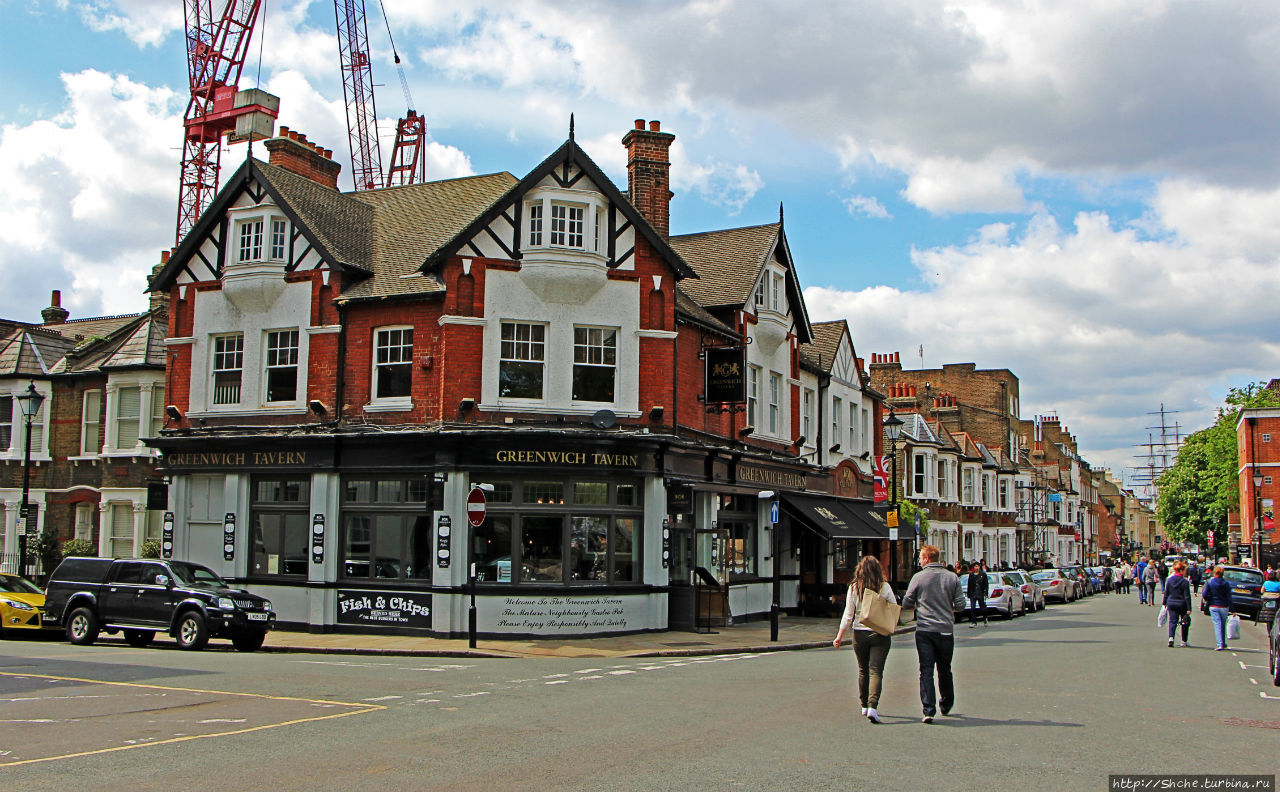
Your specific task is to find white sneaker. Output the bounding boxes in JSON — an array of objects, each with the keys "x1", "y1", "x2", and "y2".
[
  {"x1": 1179, "y1": 641, "x2": 1188, "y2": 647},
  {"x1": 860, "y1": 707, "x2": 868, "y2": 716},
  {"x1": 867, "y1": 708, "x2": 882, "y2": 724}
]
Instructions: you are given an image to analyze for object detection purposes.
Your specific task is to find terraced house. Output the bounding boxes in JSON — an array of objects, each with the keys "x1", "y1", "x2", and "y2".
[{"x1": 147, "y1": 119, "x2": 898, "y2": 637}]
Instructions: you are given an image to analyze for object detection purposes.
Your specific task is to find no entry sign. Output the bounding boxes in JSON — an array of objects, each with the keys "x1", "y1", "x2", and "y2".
[{"x1": 467, "y1": 487, "x2": 487, "y2": 527}]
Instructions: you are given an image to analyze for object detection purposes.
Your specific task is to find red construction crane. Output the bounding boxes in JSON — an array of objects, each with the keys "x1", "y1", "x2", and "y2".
[
  {"x1": 334, "y1": 0, "x2": 426, "y2": 191},
  {"x1": 176, "y1": 0, "x2": 279, "y2": 243}
]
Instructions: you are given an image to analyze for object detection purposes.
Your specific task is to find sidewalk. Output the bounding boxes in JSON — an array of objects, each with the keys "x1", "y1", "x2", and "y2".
[{"x1": 257, "y1": 615, "x2": 913, "y2": 659}]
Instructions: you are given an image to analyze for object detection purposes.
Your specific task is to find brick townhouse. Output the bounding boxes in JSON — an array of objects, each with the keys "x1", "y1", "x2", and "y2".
[
  {"x1": 147, "y1": 119, "x2": 895, "y2": 637},
  {"x1": 1237, "y1": 407, "x2": 1280, "y2": 568},
  {"x1": 0, "y1": 291, "x2": 167, "y2": 573}
]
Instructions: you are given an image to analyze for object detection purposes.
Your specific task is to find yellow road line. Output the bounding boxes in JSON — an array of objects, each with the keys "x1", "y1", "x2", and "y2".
[{"x1": 0, "y1": 671, "x2": 385, "y2": 769}]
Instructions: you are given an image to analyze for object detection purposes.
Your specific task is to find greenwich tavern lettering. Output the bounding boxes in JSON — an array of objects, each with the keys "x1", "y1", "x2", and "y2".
[
  {"x1": 737, "y1": 465, "x2": 806, "y2": 489},
  {"x1": 495, "y1": 450, "x2": 638, "y2": 468}
]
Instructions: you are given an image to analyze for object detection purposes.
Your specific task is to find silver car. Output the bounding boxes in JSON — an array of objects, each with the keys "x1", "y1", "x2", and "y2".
[
  {"x1": 960, "y1": 573, "x2": 1025, "y2": 619},
  {"x1": 1030, "y1": 568, "x2": 1076, "y2": 603},
  {"x1": 1007, "y1": 569, "x2": 1046, "y2": 612}
]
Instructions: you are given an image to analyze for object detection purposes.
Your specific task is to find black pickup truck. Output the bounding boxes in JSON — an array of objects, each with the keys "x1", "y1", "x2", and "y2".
[{"x1": 43, "y1": 557, "x2": 275, "y2": 651}]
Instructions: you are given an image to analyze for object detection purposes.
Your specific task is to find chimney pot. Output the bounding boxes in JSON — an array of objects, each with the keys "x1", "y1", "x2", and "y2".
[
  {"x1": 634, "y1": 119, "x2": 645, "y2": 130},
  {"x1": 649, "y1": 120, "x2": 661, "y2": 131},
  {"x1": 622, "y1": 117, "x2": 676, "y2": 237},
  {"x1": 279, "y1": 125, "x2": 290, "y2": 136},
  {"x1": 51, "y1": 290, "x2": 61, "y2": 307},
  {"x1": 297, "y1": 133, "x2": 308, "y2": 144},
  {"x1": 265, "y1": 130, "x2": 342, "y2": 190},
  {"x1": 161, "y1": 250, "x2": 170, "y2": 264}
]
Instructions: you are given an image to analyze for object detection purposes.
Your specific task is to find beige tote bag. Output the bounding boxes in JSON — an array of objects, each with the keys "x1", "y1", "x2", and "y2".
[{"x1": 857, "y1": 587, "x2": 902, "y2": 636}]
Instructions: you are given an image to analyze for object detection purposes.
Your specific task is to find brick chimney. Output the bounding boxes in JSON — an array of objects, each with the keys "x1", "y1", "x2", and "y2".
[
  {"x1": 622, "y1": 119, "x2": 675, "y2": 237},
  {"x1": 42, "y1": 290, "x2": 69, "y2": 325},
  {"x1": 263, "y1": 126, "x2": 342, "y2": 190},
  {"x1": 150, "y1": 251, "x2": 171, "y2": 315}
]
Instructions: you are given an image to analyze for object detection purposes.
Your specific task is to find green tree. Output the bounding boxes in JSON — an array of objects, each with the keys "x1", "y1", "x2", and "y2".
[{"x1": 1157, "y1": 382, "x2": 1280, "y2": 546}]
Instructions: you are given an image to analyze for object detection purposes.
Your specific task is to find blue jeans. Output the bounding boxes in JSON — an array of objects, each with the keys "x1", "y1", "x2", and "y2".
[
  {"x1": 1138, "y1": 584, "x2": 1147, "y2": 603},
  {"x1": 915, "y1": 631, "x2": 955, "y2": 717},
  {"x1": 1210, "y1": 606, "x2": 1230, "y2": 648},
  {"x1": 1167, "y1": 607, "x2": 1189, "y2": 642}
]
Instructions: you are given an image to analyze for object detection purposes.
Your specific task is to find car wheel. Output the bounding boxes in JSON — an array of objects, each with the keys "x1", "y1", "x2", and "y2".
[
  {"x1": 123, "y1": 629, "x2": 155, "y2": 648},
  {"x1": 66, "y1": 608, "x2": 100, "y2": 646},
  {"x1": 231, "y1": 630, "x2": 267, "y2": 652},
  {"x1": 175, "y1": 611, "x2": 209, "y2": 651}
]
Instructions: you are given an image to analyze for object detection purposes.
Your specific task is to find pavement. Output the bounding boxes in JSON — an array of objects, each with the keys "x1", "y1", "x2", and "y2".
[{"x1": 255, "y1": 614, "x2": 895, "y2": 659}]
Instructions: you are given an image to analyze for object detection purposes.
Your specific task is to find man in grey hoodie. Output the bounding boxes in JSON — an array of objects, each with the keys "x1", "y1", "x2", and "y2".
[{"x1": 900, "y1": 544, "x2": 968, "y2": 723}]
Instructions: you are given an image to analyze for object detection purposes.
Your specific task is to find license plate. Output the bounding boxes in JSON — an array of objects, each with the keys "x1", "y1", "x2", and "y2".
[
  {"x1": 247, "y1": 613, "x2": 269, "y2": 621},
  {"x1": 1233, "y1": 588, "x2": 1250, "y2": 594}
]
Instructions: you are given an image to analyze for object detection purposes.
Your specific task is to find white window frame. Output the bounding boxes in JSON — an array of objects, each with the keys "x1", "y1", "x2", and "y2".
[
  {"x1": 962, "y1": 467, "x2": 976, "y2": 505},
  {"x1": 211, "y1": 333, "x2": 244, "y2": 407},
  {"x1": 524, "y1": 188, "x2": 607, "y2": 256},
  {"x1": 498, "y1": 321, "x2": 547, "y2": 403},
  {"x1": 237, "y1": 218, "x2": 263, "y2": 263},
  {"x1": 767, "y1": 371, "x2": 781, "y2": 434},
  {"x1": 802, "y1": 388, "x2": 814, "y2": 442},
  {"x1": 849, "y1": 402, "x2": 857, "y2": 452},
  {"x1": 371, "y1": 326, "x2": 414, "y2": 407},
  {"x1": 832, "y1": 397, "x2": 842, "y2": 449},
  {"x1": 747, "y1": 366, "x2": 760, "y2": 428},
  {"x1": 913, "y1": 452, "x2": 927, "y2": 497},
  {"x1": 0, "y1": 384, "x2": 51, "y2": 461},
  {"x1": 232, "y1": 209, "x2": 288, "y2": 265},
  {"x1": 269, "y1": 217, "x2": 288, "y2": 261},
  {"x1": 263, "y1": 328, "x2": 300, "y2": 405},
  {"x1": 571, "y1": 325, "x2": 617, "y2": 404},
  {"x1": 115, "y1": 385, "x2": 142, "y2": 451},
  {"x1": 81, "y1": 389, "x2": 102, "y2": 456}
]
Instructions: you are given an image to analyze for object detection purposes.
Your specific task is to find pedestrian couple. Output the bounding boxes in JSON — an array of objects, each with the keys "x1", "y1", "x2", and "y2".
[{"x1": 833, "y1": 546, "x2": 966, "y2": 724}]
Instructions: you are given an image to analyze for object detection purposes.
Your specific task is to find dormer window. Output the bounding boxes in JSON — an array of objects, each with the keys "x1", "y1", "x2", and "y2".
[
  {"x1": 523, "y1": 188, "x2": 607, "y2": 256},
  {"x1": 234, "y1": 211, "x2": 287, "y2": 264}
]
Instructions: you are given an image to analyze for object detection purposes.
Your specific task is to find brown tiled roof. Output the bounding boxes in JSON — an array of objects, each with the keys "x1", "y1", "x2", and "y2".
[
  {"x1": 668, "y1": 223, "x2": 779, "y2": 309},
  {"x1": 675, "y1": 287, "x2": 738, "y2": 338},
  {"x1": 0, "y1": 327, "x2": 75, "y2": 376},
  {"x1": 255, "y1": 161, "x2": 373, "y2": 274},
  {"x1": 44, "y1": 314, "x2": 143, "y2": 345},
  {"x1": 340, "y1": 172, "x2": 519, "y2": 301},
  {"x1": 49, "y1": 311, "x2": 166, "y2": 374},
  {"x1": 799, "y1": 320, "x2": 846, "y2": 373}
]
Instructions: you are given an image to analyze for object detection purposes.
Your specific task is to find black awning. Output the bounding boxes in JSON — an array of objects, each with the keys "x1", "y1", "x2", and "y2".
[
  {"x1": 780, "y1": 493, "x2": 885, "y2": 540},
  {"x1": 839, "y1": 499, "x2": 893, "y2": 540}
]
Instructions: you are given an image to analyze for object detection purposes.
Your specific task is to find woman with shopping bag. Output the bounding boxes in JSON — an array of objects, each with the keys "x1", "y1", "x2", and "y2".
[
  {"x1": 833, "y1": 556, "x2": 899, "y2": 724},
  {"x1": 1202, "y1": 565, "x2": 1233, "y2": 650},
  {"x1": 1162, "y1": 560, "x2": 1192, "y2": 647}
]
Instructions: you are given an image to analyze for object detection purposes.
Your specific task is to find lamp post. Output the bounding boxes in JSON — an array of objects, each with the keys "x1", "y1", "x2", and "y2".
[
  {"x1": 15, "y1": 383, "x2": 45, "y2": 580},
  {"x1": 883, "y1": 409, "x2": 904, "y2": 582},
  {"x1": 1253, "y1": 470, "x2": 1264, "y2": 569}
]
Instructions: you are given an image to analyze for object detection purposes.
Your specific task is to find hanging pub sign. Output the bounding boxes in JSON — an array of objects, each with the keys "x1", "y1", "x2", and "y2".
[
  {"x1": 147, "y1": 481, "x2": 169, "y2": 510},
  {"x1": 666, "y1": 482, "x2": 694, "y2": 515},
  {"x1": 704, "y1": 346, "x2": 747, "y2": 404},
  {"x1": 337, "y1": 590, "x2": 431, "y2": 629}
]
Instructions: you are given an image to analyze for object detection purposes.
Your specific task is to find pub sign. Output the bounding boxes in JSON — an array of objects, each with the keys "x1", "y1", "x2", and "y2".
[{"x1": 705, "y1": 346, "x2": 747, "y2": 404}]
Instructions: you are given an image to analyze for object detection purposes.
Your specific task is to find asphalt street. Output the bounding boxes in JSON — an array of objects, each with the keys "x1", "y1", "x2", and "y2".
[{"x1": 1, "y1": 591, "x2": 1277, "y2": 790}]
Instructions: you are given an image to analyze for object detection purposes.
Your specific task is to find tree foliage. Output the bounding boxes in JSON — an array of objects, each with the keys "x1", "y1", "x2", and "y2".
[{"x1": 1157, "y1": 382, "x2": 1280, "y2": 546}]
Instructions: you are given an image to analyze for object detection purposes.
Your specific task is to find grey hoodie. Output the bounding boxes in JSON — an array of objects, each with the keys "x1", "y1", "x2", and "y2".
[{"x1": 901, "y1": 563, "x2": 967, "y2": 633}]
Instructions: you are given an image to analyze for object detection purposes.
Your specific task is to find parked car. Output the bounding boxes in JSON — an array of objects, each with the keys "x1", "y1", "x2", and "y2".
[
  {"x1": 43, "y1": 557, "x2": 275, "y2": 651},
  {"x1": 1031, "y1": 568, "x2": 1076, "y2": 603},
  {"x1": 1262, "y1": 591, "x2": 1278, "y2": 687},
  {"x1": 1084, "y1": 566, "x2": 1106, "y2": 594},
  {"x1": 1060, "y1": 565, "x2": 1090, "y2": 597},
  {"x1": 0, "y1": 572, "x2": 56, "y2": 636},
  {"x1": 1007, "y1": 569, "x2": 1046, "y2": 612},
  {"x1": 961, "y1": 572, "x2": 1024, "y2": 619},
  {"x1": 1219, "y1": 565, "x2": 1265, "y2": 619}
]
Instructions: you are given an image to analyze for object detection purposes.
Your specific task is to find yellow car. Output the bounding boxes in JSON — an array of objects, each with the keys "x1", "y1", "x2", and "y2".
[{"x1": 0, "y1": 572, "x2": 51, "y2": 635}]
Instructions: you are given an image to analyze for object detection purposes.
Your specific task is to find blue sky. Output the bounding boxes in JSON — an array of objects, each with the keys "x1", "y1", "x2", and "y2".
[{"x1": 2, "y1": 0, "x2": 1278, "y2": 488}]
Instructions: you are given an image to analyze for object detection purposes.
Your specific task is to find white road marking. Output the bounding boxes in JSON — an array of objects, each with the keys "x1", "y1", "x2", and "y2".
[
  {"x1": 452, "y1": 691, "x2": 490, "y2": 698},
  {"x1": 1250, "y1": 678, "x2": 1258, "y2": 685},
  {"x1": 542, "y1": 673, "x2": 568, "y2": 679},
  {"x1": 1239, "y1": 661, "x2": 1248, "y2": 669},
  {"x1": 574, "y1": 668, "x2": 602, "y2": 674},
  {"x1": 362, "y1": 696, "x2": 403, "y2": 702},
  {"x1": 545, "y1": 680, "x2": 568, "y2": 685},
  {"x1": 607, "y1": 670, "x2": 635, "y2": 676},
  {"x1": 1260, "y1": 692, "x2": 1280, "y2": 700},
  {"x1": 578, "y1": 675, "x2": 603, "y2": 680},
  {"x1": 197, "y1": 719, "x2": 247, "y2": 724}
]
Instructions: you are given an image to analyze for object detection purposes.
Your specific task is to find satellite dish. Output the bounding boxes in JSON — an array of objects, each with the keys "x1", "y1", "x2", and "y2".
[{"x1": 591, "y1": 409, "x2": 617, "y2": 429}]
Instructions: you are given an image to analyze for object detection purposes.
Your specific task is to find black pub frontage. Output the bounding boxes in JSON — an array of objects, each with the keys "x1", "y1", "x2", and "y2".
[{"x1": 154, "y1": 429, "x2": 892, "y2": 637}]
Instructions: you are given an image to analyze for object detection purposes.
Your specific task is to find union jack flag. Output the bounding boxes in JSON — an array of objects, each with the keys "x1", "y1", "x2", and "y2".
[{"x1": 873, "y1": 455, "x2": 890, "y2": 503}]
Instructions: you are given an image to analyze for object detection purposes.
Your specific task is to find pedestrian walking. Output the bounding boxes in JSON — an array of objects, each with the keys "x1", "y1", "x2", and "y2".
[
  {"x1": 1136, "y1": 558, "x2": 1149, "y2": 604},
  {"x1": 901, "y1": 545, "x2": 967, "y2": 724},
  {"x1": 1188, "y1": 562, "x2": 1203, "y2": 594},
  {"x1": 1202, "y1": 565, "x2": 1233, "y2": 651},
  {"x1": 1142, "y1": 560, "x2": 1158, "y2": 606},
  {"x1": 1120, "y1": 560, "x2": 1133, "y2": 595},
  {"x1": 833, "y1": 556, "x2": 897, "y2": 725},
  {"x1": 965, "y1": 561, "x2": 988, "y2": 627},
  {"x1": 1162, "y1": 560, "x2": 1192, "y2": 647},
  {"x1": 1156, "y1": 559, "x2": 1169, "y2": 593}
]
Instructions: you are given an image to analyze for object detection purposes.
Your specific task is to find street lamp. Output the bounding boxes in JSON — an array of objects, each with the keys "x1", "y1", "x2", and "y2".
[
  {"x1": 758, "y1": 490, "x2": 779, "y2": 642},
  {"x1": 1253, "y1": 469, "x2": 1264, "y2": 569},
  {"x1": 15, "y1": 383, "x2": 45, "y2": 579},
  {"x1": 883, "y1": 409, "x2": 905, "y2": 582}
]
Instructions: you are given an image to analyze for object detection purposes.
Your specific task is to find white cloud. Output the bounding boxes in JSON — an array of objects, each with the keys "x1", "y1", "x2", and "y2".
[
  {"x1": 0, "y1": 69, "x2": 181, "y2": 319},
  {"x1": 844, "y1": 195, "x2": 891, "y2": 220},
  {"x1": 63, "y1": 0, "x2": 183, "y2": 47},
  {"x1": 806, "y1": 182, "x2": 1280, "y2": 476}
]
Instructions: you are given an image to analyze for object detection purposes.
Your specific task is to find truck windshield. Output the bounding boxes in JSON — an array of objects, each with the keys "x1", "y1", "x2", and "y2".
[{"x1": 169, "y1": 562, "x2": 226, "y2": 587}]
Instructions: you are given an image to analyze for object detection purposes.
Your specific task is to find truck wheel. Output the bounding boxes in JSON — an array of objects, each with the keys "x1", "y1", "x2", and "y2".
[
  {"x1": 123, "y1": 629, "x2": 155, "y2": 648},
  {"x1": 66, "y1": 608, "x2": 100, "y2": 646},
  {"x1": 232, "y1": 630, "x2": 267, "y2": 652},
  {"x1": 175, "y1": 612, "x2": 209, "y2": 651}
]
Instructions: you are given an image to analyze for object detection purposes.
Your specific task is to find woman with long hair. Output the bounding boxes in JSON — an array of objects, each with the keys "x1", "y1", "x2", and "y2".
[{"x1": 833, "y1": 555, "x2": 897, "y2": 724}]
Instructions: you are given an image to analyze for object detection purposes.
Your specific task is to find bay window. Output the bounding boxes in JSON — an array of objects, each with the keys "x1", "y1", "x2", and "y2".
[
  {"x1": 81, "y1": 390, "x2": 102, "y2": 455},
  {"x1": 115, "y1": 386, "x2": 141, "y2": 449}
]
